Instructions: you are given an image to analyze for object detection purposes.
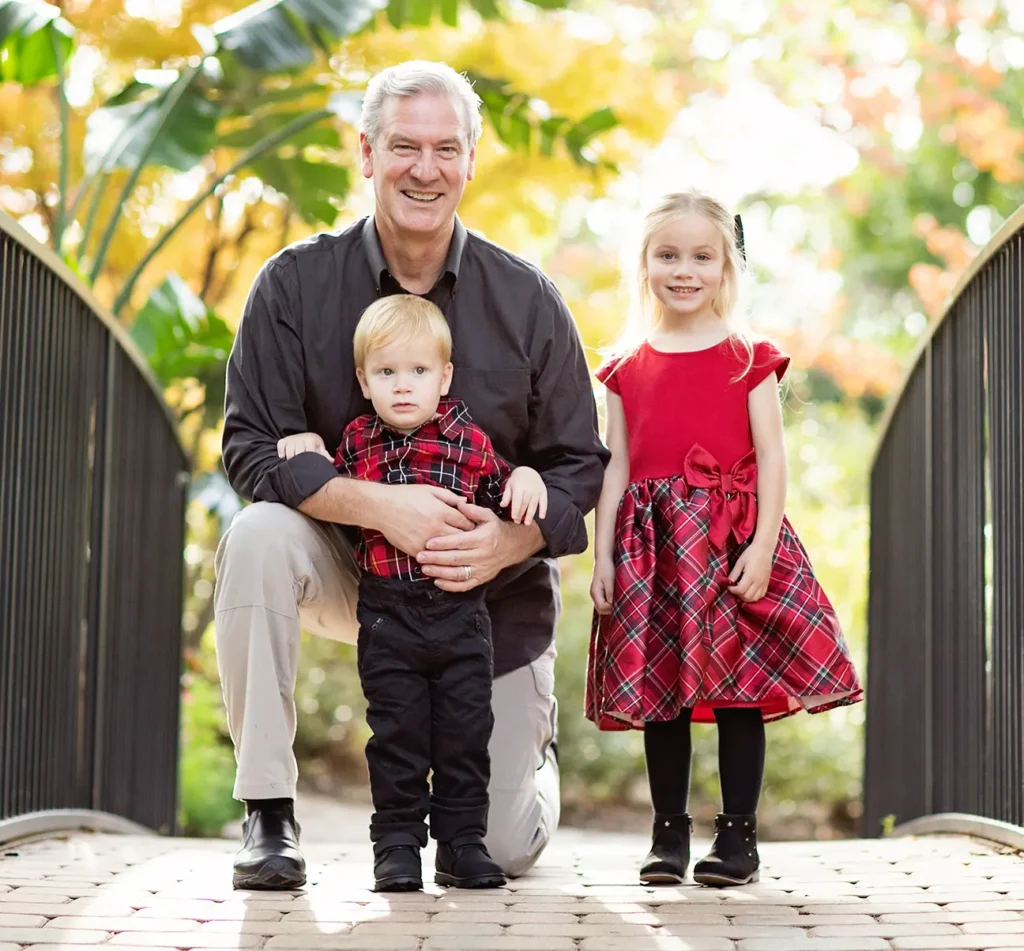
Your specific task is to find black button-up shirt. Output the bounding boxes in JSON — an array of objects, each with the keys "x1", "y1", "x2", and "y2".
[{"x1": 222, "y1": 215, "x2": 609, "y2": 676}]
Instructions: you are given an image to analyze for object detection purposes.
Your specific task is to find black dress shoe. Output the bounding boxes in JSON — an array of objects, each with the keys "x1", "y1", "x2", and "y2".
[
  {"x1": 232, "y1": 801, "x2": 306, "y2": 890},
  {"x1": 435, "y1": 837, "x2": 506, "y2": 888},
  {"x1": 374, "y1": 845, "x2": 423, "y2": 892}
]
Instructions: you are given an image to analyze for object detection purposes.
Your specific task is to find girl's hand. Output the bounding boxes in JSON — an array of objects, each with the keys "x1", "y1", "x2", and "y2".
[
  {"x1": 501, "y1": 466, "x2": 548, "y2": 526},
  {"x1": 590, "y1": 557, "x2": 616, "y2": 614},
  {"x1": 277, "y1": 432, "x2": 332, "y2": 461},
  {"x1": 728, "y1": 541, "x2": 774, "y2": 602}
]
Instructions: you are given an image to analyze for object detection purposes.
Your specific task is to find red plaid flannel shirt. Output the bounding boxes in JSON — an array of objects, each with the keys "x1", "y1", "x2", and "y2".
[{"x1": 334, "y1": 398, "x2": 513, "y2": 580}]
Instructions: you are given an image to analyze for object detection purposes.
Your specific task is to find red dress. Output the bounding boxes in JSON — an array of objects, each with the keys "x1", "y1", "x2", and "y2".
[{"x1": 585, "y1": 338, "x2": 863, "y2": 729}]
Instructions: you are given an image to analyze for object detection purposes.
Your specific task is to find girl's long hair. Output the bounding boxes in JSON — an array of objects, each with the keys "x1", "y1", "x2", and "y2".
[{"x1": 604, "y1": 190, "x2": 754, "y2": 377}]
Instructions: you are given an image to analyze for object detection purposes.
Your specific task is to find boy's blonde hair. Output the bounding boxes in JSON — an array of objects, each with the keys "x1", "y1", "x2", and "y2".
[
  {"x1": 353, "y1": 294, "x2": 452, "y2": 367},
  {"x1": 609, "y1": 190, "x2": 754, "y2": 375}
]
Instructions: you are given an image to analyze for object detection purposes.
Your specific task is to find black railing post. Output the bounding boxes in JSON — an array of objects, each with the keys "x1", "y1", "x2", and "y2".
[
  {"x1": 90, "y1": 333, "x2": 117, "y2": 813},
  {"x1": 923, "y1": 342, "x2": 934, "y2": 820}
]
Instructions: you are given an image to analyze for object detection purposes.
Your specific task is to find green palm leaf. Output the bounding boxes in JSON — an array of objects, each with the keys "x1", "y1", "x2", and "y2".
[
  {"x1": 0, "y1": 0, "x2": 72, "y2": 84},
  {"x1": 207, "y1": 0, "x2": 387, "y2": 73},
  {"x1": 83, "y1": 71, "x2": 221, "y2": 174}
]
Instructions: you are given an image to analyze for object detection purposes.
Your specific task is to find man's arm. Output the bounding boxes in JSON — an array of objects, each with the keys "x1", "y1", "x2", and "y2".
[
  {"x1": 297, "y1": 476, "x2": 378, "y2": 527},
  {"x1": 222, "y1": 258, "x2": 342, "y2": 508},
  {"x1": 524, "y1": 277, "x2": 610, "y2": 557},
  {"x1": 417, "y1": 280, "x2": 608, "y2": 590}
]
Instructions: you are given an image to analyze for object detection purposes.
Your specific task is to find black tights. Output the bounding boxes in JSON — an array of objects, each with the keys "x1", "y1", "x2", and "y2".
[{"x1": 644, "y1": 707, "x2": 765, "y2": 816}]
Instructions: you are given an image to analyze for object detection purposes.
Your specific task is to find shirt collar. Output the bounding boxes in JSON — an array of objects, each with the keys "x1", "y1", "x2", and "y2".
[
  {"x1": 361, "y1": 215, "x2": 467, "y2": 292},
  {"x1": 434, "y1": 397, "x2": 470, "y2": 438},
  {"x1": 366, "y1": 397, "x2": 470, "y2": 440}
]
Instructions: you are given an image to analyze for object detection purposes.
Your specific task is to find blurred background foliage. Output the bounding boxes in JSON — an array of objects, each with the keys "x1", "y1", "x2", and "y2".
[{"x1": 3, "y1": 0, "x2": 1021, "y2": 839}]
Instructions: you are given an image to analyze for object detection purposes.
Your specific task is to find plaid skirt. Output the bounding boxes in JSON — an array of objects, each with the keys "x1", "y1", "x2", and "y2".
[{"x1": 585, "y1": 471, "x2": 863, "y2": 730}]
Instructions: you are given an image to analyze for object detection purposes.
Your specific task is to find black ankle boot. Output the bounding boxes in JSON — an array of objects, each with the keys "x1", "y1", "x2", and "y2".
[
  {"x1": 692, "y1": 813, "x2": 760, "y2": 886},
  {"x1": 232, "y1": 800, "x2": 306, "y2": 890},
  {"x1": 374, "y1": 845, "x2": 423, "y2": 892},
  {"x1": 640, "y1": 813, "x2": 692, "y2": 884},
  {"x1": 435, "y1": 836, "x2": 507, "y2": 888}
]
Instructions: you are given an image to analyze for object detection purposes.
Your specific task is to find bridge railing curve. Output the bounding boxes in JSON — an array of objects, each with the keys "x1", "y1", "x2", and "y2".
[
  {"x1": 866, "y1": 204, "x2": 1024, "y2": 835},
  {"x1": 0, "y1": 211, "x2": 188, "y2": 834}
]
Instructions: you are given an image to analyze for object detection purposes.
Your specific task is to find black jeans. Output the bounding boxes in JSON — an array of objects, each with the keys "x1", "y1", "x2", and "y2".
[{"x1": 356, "y1": 574, "x2": 494, "y2": 853}]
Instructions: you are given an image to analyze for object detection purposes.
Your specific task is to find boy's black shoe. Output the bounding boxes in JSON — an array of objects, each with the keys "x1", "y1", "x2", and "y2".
[
  {"x1": 232, "y1": 800, "x2": 306, "y2": 890},
  {"x1": 640, "y1": 813, "x2": 692, "y2": 885},
  {"x1": 434, "y1": 836, "x2": 507, "y2": 888},
  {"x1": 373, "y1": 845, "x2": 423, "y2": 892},
  {"x1": 692, "y1": 813, "x2": 760, "y2": 886}
]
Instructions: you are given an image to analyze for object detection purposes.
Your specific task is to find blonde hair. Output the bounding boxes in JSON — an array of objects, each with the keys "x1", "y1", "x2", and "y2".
[
  {"x1": 608, "y1": 190, "x2": 754, "y2": 375},
  {"x1": 353, "y1": 295, "x2": 452, "y2": 368}
]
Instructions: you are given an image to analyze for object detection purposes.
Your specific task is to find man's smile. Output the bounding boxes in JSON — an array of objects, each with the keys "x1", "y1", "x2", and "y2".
[{"x1": 402, "y1": 190, "x2": 441, "y2": 203}]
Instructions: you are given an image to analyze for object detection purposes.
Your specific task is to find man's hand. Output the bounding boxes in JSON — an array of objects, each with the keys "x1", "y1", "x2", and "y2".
[
  {"x1": 501, "y1": 466, "x2": 548, "y2": 526},
  {"x1": 417, "y1": 499, "x2": 544, "y2": 591},
  {"x1": 370, "y1": 484, "x2": 476, "y2": 556}
]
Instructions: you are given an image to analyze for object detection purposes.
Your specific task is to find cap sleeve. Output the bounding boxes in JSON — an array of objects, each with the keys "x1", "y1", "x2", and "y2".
[
  {"x1": 747, "y1": 340, "x2": 790, "y2": 392},
  {"x1": 594, "y1": 355, "x2": 627, "y2": 394}
]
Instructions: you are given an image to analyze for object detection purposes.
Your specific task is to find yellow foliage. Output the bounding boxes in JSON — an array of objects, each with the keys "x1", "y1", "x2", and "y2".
[
  {"x1": 68, "y1": 0, "x2": 244, "y2": 64},
  {"x1": 0, "y1": 86, "x2": 62, "y2": 196},
  {"x1": 0, "y1": 1, "x2": 678, "y2": 324},
  {"x1": 343, "y1": 14, "x2": 678, "y2": 155}
]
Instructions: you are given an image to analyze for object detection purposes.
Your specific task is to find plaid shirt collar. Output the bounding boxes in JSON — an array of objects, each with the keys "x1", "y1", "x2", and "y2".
[{"x1": 363, "y1": 397, "x2": 470, "y2": 441}]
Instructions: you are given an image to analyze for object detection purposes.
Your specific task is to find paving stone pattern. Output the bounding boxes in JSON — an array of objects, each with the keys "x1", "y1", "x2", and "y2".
[{"x1": 1, "y1": 827, "x2": 1023, "y2": 950}]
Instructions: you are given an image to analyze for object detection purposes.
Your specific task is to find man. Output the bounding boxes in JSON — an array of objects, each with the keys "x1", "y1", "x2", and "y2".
[{"x1": 215, "y1": 59, "x2": 608, "y2": 890}]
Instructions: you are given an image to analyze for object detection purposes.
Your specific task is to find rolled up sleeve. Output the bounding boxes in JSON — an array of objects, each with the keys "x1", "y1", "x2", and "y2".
[
  {"x1": 221, "y1": 260, "x2": 338, "y2": 507},
  {"x1": 527, "y1": 280, "x2": 610, "y2": 557}
]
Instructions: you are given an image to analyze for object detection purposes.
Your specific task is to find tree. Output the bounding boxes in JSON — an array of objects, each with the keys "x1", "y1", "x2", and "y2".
[{"x1": 1, "y1": 0, "x2": 629, "y2": 364}]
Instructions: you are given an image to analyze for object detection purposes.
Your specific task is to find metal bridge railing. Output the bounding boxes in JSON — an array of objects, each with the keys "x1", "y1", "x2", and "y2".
[
  {"x1": 866, "y1": 205, "x2": 1024, "y2": 834},
  {"x1": 0, "y1": 212, "x2": 188, "y2": 834}
]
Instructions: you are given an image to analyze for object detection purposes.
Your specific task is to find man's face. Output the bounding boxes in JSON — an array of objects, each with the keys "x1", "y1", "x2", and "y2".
[
  {"x1": 356, "y1": 333, "x2": 454, "y2": 433},
  {"x1": 360, "y1": 93, "x2": 475, "y2": 238}
]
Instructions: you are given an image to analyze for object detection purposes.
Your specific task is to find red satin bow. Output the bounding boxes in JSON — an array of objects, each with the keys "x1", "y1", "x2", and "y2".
[{"x1": 682, "y1": 445, "x2": 758, "y2": 550}]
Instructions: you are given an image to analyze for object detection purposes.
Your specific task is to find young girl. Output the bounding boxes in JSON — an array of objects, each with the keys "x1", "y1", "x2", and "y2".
[{"x1": 586, "y1": 191, "x2": 863, "y2": 888}]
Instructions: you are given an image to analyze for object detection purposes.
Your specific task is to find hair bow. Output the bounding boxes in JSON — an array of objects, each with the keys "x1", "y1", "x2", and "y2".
[{"x1": 734, "y1": 214, "x2": 746, "y2": 266}]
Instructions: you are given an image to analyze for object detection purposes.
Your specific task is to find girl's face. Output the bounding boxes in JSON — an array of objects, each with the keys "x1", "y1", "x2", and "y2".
[{"x1": 644, "y1": 212, "x2": 726, "y2": 321}]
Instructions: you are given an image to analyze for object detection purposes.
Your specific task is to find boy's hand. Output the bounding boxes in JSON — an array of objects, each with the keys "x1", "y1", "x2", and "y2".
[
  {"x1": 277, "y1": 432, "x2": 332, "y2": 461},
  {"x1": 500, "y1": 466, "x2": 548, "y2": 526},
  {"x1": 727, "y1": 539, "x2": 774, "y2": 602},
  {"x1": 590, "y1": 557, "x2": 615, "y2": 615}
]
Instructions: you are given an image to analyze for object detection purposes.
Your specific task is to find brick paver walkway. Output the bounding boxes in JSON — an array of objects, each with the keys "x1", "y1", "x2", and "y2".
[{"x1": 2, "y1": 827, "x2": 1023, "y2": 950}]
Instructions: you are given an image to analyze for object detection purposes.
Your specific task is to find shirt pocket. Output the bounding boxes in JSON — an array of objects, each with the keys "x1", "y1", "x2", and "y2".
[{"x1": 450, "y1": 368, "x2": 531, "y2": 450}]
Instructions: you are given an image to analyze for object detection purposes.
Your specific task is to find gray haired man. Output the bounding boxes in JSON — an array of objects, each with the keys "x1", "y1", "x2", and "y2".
[{"x1": 214, "y1": 59, "x2": 608, "y2": 889}]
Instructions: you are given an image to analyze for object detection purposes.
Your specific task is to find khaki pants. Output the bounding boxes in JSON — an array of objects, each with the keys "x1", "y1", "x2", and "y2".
[{"x1": 213, "y1": 502, "x2": 560, "y2": 877}]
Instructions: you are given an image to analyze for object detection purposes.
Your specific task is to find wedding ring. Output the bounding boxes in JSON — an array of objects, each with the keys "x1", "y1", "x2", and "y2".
[{"x1": 464, "y1": 565, "x2": 473, "y2": 581}]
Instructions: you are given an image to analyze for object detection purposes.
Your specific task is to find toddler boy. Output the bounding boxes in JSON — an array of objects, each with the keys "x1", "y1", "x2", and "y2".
[{"x1": 277, "y1": 295, "x2": 546, "y2": 891}]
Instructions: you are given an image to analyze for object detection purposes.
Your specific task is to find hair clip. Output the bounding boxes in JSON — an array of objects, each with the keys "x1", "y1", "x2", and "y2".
[{"x1": 734, "y1": 214, "x2": 746, "y2": 266}]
